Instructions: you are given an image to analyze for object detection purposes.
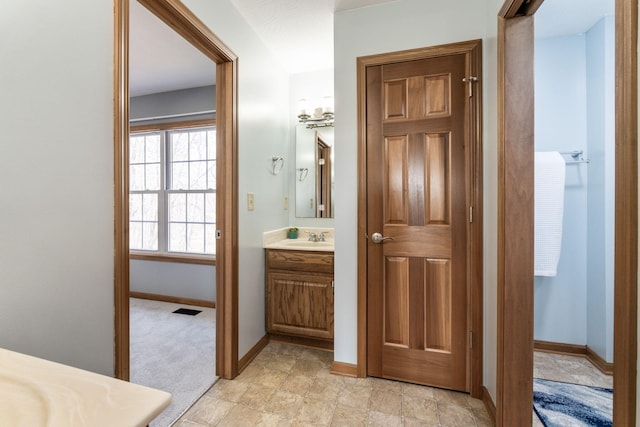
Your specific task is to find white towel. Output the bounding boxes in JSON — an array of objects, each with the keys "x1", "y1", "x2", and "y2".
[{"x1": 534, "y1": 151, "x2": 566, "y2": 276}]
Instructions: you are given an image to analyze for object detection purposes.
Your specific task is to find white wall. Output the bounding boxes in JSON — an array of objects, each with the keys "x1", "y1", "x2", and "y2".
[
  {"x1": 288, "y1": 69, "x2": 335, "y2": 228},
  {"x1": 181, "y1": 0, "x2": 291, "y2": 358},
  {"x1": 483, "y1": 0, "x2": 502, "y2": 402},
  {"x1": 334, "y1": 0, "x2": 497, "y2": 399},
  {"x1": 0, "y1": 1, "x2": 115, "y2": 375},
  {"x1": 534, "y1": 35, "x2": 589, "y2": 346}
]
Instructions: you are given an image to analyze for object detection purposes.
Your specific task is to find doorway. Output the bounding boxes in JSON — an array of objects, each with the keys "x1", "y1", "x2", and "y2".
[
  {"x1": 497, "y1": 0, "x2": 637, "y2": 425},
  {"x1": 114, "y1": 0, "x2": 239, "y2": 382},
  {"x1": 356, "y1": 40, "x2": 484, "y2": 397}
]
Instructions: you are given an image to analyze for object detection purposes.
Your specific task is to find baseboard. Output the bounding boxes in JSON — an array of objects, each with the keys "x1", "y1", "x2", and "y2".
[
  {"x1": 586, "y1": 346, "x2": 614, "y2": 376},
  {"x1": 130, "y1": 291, "x2": 216, "y2": 309},
  {"x1": 534, "y1": 340, "x2": 613, "y2": 376},
  {"x1": 481, "y1": 386, "x2": 496, "y2": 425},
  {"x1": 268, "y1": 333, "x2": 333, "y2": 351},
  {"x1": 330, "y1": 361, "x2": 359, "y2": 378},
  {"x1": 238, "y1": 334, "x2": 269, "y2": 374}
]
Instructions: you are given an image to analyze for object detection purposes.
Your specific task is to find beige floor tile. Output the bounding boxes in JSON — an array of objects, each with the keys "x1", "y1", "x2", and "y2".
[
  {"x1": 183, "y1": 396, "x2": 234, "y2": 425},
  {"x1": 337, "y1": 384, "x2": 372, "y2": 409},
  {"x1": 403, "y1": 417, "x2": 440, "y2": 426},
  {"x1": 253, "y1": 367, "x2": 289, "y2": 389},
  {"x1": 217, "y1": 404, "x2": 264, "y2": 426},
  {"x1": 433, "y1": 388, "x2": 472, "y2": 408},
  {"x1": 255, "y1": 412, "x2": 293, "y2": 427},
  {"x1": 235, "y1": 364, "x2": 263, "y2": 383},
  {"x1": 296, "y1": 397, "x2": 336, "y2": 425},
  {"x1": 402, "y1": 394, "x2": 439, "y2": 424},
  {"x1": 371, "y1": 377, "x2": 403, "y2": 394},
  {"x1": 267, "y1": 390, "x2": 305, "y2": 418},
  {"x1": 205, "y1": 378, "x2": 250, "y2": 402},
  {"x1": 330, "y1": 405, "x2": 367, "y2": 426},
  {"x1": 291, "y1": 358, "x2": 326, "y2": 376},
  {"x1": 307, "y1": 377, "x2": 343, "y2": 402},
  {"x1": 437, "y1": 402, "x2": 476, "y2": 427},
  {"x1": 239, "y1": 384, "x2": 277, "y2": 411},
  {"x1": 368, "y1": 410, "x2": 403, "y2": 426},
  {"x1": 280, "y1": 372, "x2": 314, "y2": 396},
  {"x1": 403, "y1": 382, "x2": 436, "y2": 400},
  {"x1": 174, "y1": 420, "x2": 207, "y2": 427},
  {"x1": 369, "y1": 389, "x2": 402, "y2": 416}
]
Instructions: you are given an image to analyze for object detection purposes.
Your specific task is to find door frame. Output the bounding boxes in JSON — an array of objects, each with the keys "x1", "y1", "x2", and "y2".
[
  {"x1": 496, "y1": 0, "x2": 638, "y2": 425},
  {"x1": 113, "y1": 0, "x2": 239, "y2": 380},
  {"x1": 356, "y1": 40, "x2": 484, "y2": 397}
]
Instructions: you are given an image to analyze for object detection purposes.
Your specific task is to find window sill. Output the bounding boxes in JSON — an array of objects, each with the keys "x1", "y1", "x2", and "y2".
[{"x1": 130, "y1": 252, "x2": 216, "y2": 266}]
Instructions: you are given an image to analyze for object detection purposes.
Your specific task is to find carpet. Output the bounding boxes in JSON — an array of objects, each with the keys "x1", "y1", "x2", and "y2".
[
  {"x1": 533, "y1": 378, "x2": 613, "y2": 427},
  {"x1": 130, "y1": 298, "x2": 217, "y2": 427}
]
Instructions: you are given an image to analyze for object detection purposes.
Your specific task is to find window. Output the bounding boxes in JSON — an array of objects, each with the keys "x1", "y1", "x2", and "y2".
[{"x1": 129, "y1": 123, "x2": 216, "y2": 256}]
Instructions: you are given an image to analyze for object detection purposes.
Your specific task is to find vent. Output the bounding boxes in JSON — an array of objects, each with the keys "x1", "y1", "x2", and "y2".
[{"x1": 173, "y1": 308, "x2": 202, "y2": 316}]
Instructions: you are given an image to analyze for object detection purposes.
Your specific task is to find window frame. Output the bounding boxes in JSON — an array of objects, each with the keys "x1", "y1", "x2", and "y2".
[{"x1": 129, "y1": 119, "x2": 217, "y2": 263}]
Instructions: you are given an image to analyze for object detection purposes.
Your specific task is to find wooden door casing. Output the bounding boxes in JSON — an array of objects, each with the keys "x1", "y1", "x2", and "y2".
[{"x1": 366, "y1": 53, "x2": 470, "y2": 392}]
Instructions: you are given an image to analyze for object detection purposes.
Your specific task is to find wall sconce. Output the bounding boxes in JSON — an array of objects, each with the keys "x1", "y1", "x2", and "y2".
[{"x1": 297, "y1": 97, "x2": 334, "y2": 128}]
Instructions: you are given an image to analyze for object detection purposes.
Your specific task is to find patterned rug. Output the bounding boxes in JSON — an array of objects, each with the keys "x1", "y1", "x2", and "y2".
[{"x1": 533, "y1": 378, "x2": 612, "y2": 427}]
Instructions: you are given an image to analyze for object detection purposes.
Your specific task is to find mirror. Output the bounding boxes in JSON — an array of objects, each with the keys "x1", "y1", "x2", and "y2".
[{"x1": 295, "y1": 125, "x2": 334, "y2": 218}]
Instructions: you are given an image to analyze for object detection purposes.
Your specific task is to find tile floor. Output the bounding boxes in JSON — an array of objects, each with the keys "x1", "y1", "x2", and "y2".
[
  {"x1": 175, "y1": 342, "x2": 493, "y2": 426},
  {"x1": 175, "y1": 344, "x2": 612, "y2": 426},
  {"x1": 532, "y1": 351, "x2": 613, "y2": 426}
]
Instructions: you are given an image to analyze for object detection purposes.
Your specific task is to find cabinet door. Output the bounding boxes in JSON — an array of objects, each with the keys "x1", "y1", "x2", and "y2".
[{"x1": 267, "y1": 272, "x2": 334, "y2": 340}]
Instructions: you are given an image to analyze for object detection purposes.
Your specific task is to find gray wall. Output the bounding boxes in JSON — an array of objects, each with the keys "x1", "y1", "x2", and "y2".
[
  {"x1": 130, "y1": 85, "x2": 216, "y2": 125},
  {"x1": 0, "y1": 0, "x2": 115, "y2": 375},
  {"x1": 130, "y1": 260, "x2": 215, "y2": 302}
]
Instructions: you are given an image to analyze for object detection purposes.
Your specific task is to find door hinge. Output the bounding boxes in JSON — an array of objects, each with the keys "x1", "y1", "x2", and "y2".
[
  {"x1": 469, "y1": 206, "x2": 473, "y2": 223},
  {"x1": 462, "y1": 76, "x2": 478, "y2": 97},
  {"x1": 469, "y1": 331, "x2": 473, "y2": 348}
]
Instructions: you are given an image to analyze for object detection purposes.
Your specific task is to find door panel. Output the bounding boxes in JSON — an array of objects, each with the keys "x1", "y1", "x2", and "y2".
[{"x1": 367, "y1": 53, "x2": 469, "y2": 392}]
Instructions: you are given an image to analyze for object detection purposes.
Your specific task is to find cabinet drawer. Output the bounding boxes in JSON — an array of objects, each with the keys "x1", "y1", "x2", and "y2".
[{"x1": 266, "y1": 249, "x2": 334, "y2": 274}]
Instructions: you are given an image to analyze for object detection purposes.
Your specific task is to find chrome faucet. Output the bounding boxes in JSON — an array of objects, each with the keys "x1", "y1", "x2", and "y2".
[
  {"x1": 318, "y1": 232, "x2": 326, "y2": 242},
  {"x1": 308, "y1": 232, "x2": 318, "y2": 242}
]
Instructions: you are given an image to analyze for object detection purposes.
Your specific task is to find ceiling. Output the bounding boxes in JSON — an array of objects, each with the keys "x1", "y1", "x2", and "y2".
[
  {"x1": 535, "y1": 0, "x2": 614, "y2": 39},
  {"x1": 129, "y1": 0, "x2": 216, "y2": 97},
  {"x1": 129, "y1": 0, "x2": 614, "y2": 97}
]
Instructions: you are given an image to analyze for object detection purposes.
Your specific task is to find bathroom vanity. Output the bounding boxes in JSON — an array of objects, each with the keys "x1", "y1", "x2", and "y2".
[{"x1": 263, "y1": 228, "x2": 334, "y2": 345}]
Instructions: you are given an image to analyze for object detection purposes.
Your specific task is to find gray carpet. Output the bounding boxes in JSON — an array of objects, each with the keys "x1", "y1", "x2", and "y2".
[{"x1": 130, "y1": 298, "x2": 217, "y2": 427}]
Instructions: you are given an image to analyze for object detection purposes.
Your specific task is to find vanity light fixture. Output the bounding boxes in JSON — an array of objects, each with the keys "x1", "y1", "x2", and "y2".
[{"x1": 297, "y1": 97, "x2": 334, "y2": 129}]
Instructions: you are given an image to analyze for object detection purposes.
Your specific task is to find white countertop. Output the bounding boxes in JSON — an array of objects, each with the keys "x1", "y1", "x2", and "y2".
[
  {"x1": 0, "y1": 348, "x2": 171, "y2": 427},
  {"x1": 263, "y1": 227, "x2": 334, "y2": 252}
]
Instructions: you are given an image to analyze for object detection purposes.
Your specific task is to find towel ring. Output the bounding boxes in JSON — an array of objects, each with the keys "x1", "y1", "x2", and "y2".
[
  {"x1": 298, "y1": 168, "x2": 309, "y2": 181},
  {"x1": 271, "y1": 156, "x2": 284, "y2": 175}
]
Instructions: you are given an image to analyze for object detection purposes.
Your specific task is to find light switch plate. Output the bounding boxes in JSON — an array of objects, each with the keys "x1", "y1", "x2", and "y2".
[{"x1": 247, "y1": 192, "x2": 255, "y2": 211}]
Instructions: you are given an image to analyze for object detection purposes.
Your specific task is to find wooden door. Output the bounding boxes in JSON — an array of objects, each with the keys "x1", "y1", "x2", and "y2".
[{"x1": 366, "y1": 54, "x2": 469, "y2": 392}]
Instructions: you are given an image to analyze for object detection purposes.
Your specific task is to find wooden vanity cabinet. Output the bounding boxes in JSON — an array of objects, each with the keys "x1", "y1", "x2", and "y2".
[{"x1": 265, "y1": 249, "x2": 334, "y2": 341}]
